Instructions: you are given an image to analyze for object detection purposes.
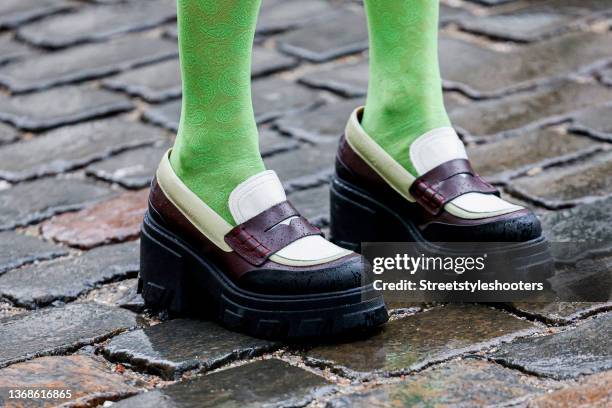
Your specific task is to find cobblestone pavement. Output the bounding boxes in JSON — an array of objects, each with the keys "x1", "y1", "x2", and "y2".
[{"x1": 0, "y1": 0, "x2": 611, "y2": 407}]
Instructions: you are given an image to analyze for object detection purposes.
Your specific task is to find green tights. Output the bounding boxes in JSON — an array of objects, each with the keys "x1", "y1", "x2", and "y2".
[{"x1": 171, "y1": 0, "x2": 449, "y2": 224}]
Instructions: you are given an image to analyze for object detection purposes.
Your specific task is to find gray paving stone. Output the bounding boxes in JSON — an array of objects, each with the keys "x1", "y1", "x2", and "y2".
[
  {"x1": 113, "y1": 359, "x2": 331, "y2": 407},
  {"x1": 0, "y1": 178, "x2": 114, "y2": 231},
  {"x1": 305, "y1": 304, "x2": 538, "y2": 377},
  {"x1": 460, "y1": 0, "x2": 612, "y2": 42},
  {"x1": 264, "y1": 142, "x2": 336, "y2": 192},
  {"x1": 0, "y1": 0, "x2": 73, "y2": 30},
  {"x1": 276, "y1": 99, "x2": 363, "y2": 143},
  {"x1": 491, "y1": 313, "x2": 612, "y2": 379},
  {"x1": 0, "y1": 85, "x2": 134, "y2": 131},
  {"x1": 103, "y1": 59, "x2": 181, "y2": 103},
  {"x1": 0, "y1": 123, "x2": 18, "y2": 145},
  {"x1": 549, "y1": 255, "x2": 612, "y2": 304},
  {"x1": 259, "y1": 128, "x2": 300, "y2": 157},
  {"x1": 466, "y1": 0, "x2": 518, "y2": 5},
  {"x1": 83, "y1": 278, "x2": 144, "y2": 313},
  {"x1": 0, "y1": 37, "x2": 178, "y2": 93},
  {"x1": 257, "y1": 0, "x2": 334, "y2": 34},
  {"x1": 0, "y1": 301, "x2": 23, "y2": 320},
  {"x1": 300, "y1": 60, "x2": 368, "y2": 98},
  {"x1": 86, "y1": 143, "x2": 171, "y2": 189},
  {"x1": 289, "y1": 184, "x2": 330, "y2": 227},
  {"x1": 277, "y1": 8, "x2": 368, "y2": 62},
  {"x1": 0, "y1": 34, "x2": 31, "y2": 65},
  {"x1": 0, "y1": 242, "x2": 139, "y2": 308},
  {"x1": 0, "y1": 231, "x2": 67, "y2": 276},
  {"x1": 0, "y1": 302, "x2": 139, "y2": 368},
  {"x1": 527, "y1": 370, "x2": 612, "y2": 407},
  {"x1": 102, "y1": 48, "x2": 297, "y2": 103},
  {"x1": 253, "y1": 78, "x2": 323, "y2": 123},
  {"x1": 508, "y1": 302, "x2": 612, "y2": 325},
  {"x1": 449, "y1": 81, "x2": 612, "y2": 141},
  {"x1": 17, "y1": 0, "x2": 176, "y2": 49},
  {"x1": 0, "y1": 119, "x2": 166, "y2": 182},
  {"x1": 441, "y1": 33, "x2": 612, "y2": 98},
  {"x1": 142, "y1": 100, "x2": 181, "y2": 131},
  {"x1": 458, "y1": 10, "x2": 581, "y2": 43},
  {"x1": 251, "y1": 46, "x2": 299, "y2": 78},
  {"x1": 541, "y1": 196, "x2": 612, "y2": 261},
  {"x1": 569, "y1": 105, "x2": 612, "y2": 142},
  {"x1": 439, "y1": 4, "x2": 472, "y2": 24},
  {"x1": 103, "y1": 319, "x2": 280, "y2": 379},
  {"x1": 468, "y1": 128, "x2": 603, "y2": 184},
  {"x1": 0, "y1": 355, "x2": 139, "y2": 406},
  {"x1": 602, "y1": 66, "x2": 612, "y2": 87},
  {"x1": 327, "y1": 360, "x2": 545, "y2": 408},
  {"x1": 144, "y1": 78, "x2": 322, "y2": 130},
  {"x1": 507, "y1": 150, "x2": 612, "y2": 209}
]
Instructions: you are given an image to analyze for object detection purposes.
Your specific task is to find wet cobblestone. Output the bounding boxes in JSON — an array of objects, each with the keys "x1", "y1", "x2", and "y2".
[{"x1": 0, "y1": 0, "x2": 610, "y2": 405}]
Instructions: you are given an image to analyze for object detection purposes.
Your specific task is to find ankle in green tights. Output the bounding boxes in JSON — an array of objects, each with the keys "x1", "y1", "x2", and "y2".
[
  {"x1": 362, "y1": 0, "x2": 451, "y2": 177},
  {"x1": 170, "y1": 0, "x2": 265, "y2": 225}
]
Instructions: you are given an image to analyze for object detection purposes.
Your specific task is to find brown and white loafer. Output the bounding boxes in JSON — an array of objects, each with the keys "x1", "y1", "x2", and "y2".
[
  {"x1": 330, "y1": 107, "x2": 551, "y2": 276},
  {"x1": 138, "y1": 150, "x2": 388, "y2": 339}
]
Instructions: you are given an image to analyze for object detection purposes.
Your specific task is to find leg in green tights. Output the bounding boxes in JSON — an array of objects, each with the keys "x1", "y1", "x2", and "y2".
[
  {"x1": 361, "y1": 0, "x2": 451, "y2": 176},
  {"x1": 170, "y1": 0, "x2": 265, "y2": 225}
]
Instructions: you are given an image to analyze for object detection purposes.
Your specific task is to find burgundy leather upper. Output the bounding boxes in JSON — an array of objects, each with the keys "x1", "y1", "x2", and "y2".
[
  {"x1": 409, "y1": 159, "x2": 499, "y2": 215},
  {"x1": 224, "y1": 201, "x2": 323, "y2": 266}
]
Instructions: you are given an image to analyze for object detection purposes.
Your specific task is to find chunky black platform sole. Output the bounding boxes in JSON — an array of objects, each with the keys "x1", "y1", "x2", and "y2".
[
  {"x1": 138, "y1": 212, "x2": 388, "y2": 340},
  {"x1": 329, "y1": 175, "x2": 554, "y2": 284}
]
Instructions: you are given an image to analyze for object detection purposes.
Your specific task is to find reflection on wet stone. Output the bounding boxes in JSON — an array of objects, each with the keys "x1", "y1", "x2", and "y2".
[
  {"x1": 491, "y1": 313, "x2": 612, "y2": 379},
  {"x1": 0, "y1": 355, "x2": 140, "y2": 407},
  {"x1": 542, "y1": 196, "x2": 612, "y2": 261},
  {"x1": 114, "y1": 359, "x2": 331, "y2": 408},
  {"x1": 327, "y1": 360, "x2": 545, "y2": 408},
  {"x1": 102, "y1": 319, "x2": 280, "y2": 379},
  {"x1": 548, "y1": 256, "x2": 612, "y2": 303},
  {"x1": 305, "y1": 304, "x2": 538, "y2": 376}
]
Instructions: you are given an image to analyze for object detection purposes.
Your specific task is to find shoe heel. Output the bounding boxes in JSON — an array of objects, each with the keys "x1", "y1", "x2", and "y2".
[
  {"x1": 138, "y1": 212, "x2": 201, "y2": 316},
  {"x1": 329, "y1": 176, "x2": 397, "y2": 252}
]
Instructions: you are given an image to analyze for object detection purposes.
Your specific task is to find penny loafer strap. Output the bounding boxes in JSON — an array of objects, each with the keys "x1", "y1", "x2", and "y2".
[
  {"x1": 224, "y1": 201, "x2": 323, "y2": 265},
  {"x1": 409, "y1": 159, "x2": 499, "y2": 215}
]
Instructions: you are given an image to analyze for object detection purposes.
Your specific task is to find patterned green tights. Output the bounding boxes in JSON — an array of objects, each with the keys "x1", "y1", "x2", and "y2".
[{"x1": 171, "y1": 0, "x2": 448, "y2": 223}]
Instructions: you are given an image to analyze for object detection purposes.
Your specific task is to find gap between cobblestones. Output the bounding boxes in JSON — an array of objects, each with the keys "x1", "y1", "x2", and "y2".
[{"x1": 492, "y1": 301, "x2": 612, "y2": 327}]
